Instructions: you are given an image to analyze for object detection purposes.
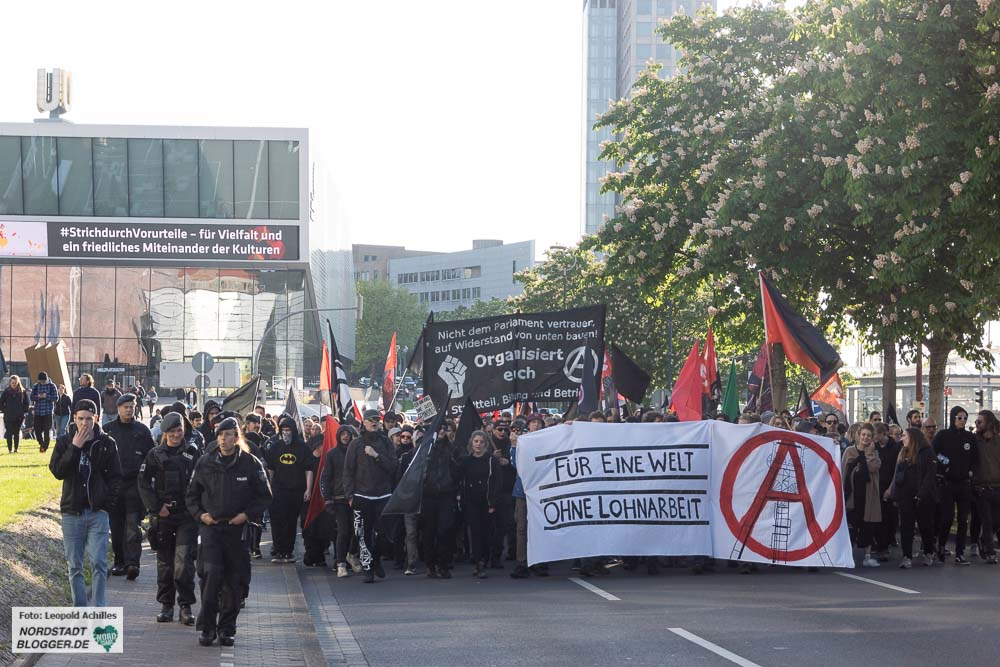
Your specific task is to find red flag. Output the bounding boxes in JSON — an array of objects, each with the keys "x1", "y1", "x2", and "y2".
[
  {"x1": 318, "y1": 340, "x2": 332, "y2": 414},
  {"x1": 302, "y1": 415, "x2": 340, "y2": 529},
  {"x1": 811, "y1": 372, "x2": 847, "y2": 422},
  {"x1": 700, "y1": 327, "x2": 720, "y2": 400},
  {"x1": 382, "y1": 332, "x2": 397, "y2": 411},
  {"x1": 670, "y1": 341, "x2": 703, "y2": 421},
  {"x1": 759, "y1": 271, "x2": 842, "y2": 382}
]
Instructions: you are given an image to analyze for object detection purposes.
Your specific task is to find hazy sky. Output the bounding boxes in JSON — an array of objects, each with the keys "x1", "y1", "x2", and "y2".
[{"x1": 0, "y1": 0, "x2": 757, "y2": 256}]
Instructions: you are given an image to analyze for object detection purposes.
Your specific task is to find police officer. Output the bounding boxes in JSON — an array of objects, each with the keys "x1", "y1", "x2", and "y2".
[
  {"x1": 138, "y1": 411, "x2": 201, "y2": 625},
  {"x1": 186, "y1": 417, "x2": 272, "y2": 647},
  {"x1": 106, "y1": 393, "x2": 155, "y2": 580}
]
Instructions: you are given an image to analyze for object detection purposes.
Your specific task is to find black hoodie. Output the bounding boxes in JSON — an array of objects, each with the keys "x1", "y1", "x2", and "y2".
[
  {"x1": 320, "y1": 426, "x2": 357, "y2": 501},
  {"x1": 264, "y1": 418, "x2": 312, "y2": 493},
  {"x1": 932, "y1": 406, "x2": 979, "y2": 483}
]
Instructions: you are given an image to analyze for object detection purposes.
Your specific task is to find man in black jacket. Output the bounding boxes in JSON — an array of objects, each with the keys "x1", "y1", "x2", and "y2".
[
  {"x1": 186, "y1": 418, "x2": 272, "y2": 647},
  {"x1": 322, "y1": 425, "x2": 357, "y2": 578},
  {"x1": 106, "y1": 393, "x2": 156, "y2": 580},
  {"x1": 932, "y1": 405, "x2": 980, "y2": 565},
  {"x1": 49, "y1": 400, "x2": 123, "y2": 607},
  {"x1": 138, "y1": 411, "x2": 202, "y2": 625},
  {"x1": 343, "y1": 410, "x2": 397, "y2": 583},
  {"x1": 420, "y1": 421, "x2": 461, "y2": 579},
  {"x1": 264, "y1": 416, "x2": 314, "y2": 563}
]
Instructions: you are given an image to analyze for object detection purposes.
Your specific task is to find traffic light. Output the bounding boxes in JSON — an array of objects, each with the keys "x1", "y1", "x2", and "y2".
[{"x1": 974, "y1": 389, "x2": 984, "y2": 407}]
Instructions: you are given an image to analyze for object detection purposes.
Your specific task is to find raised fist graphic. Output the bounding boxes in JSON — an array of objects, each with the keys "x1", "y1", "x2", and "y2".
[{"x1": 437, "y1": 355, "x2": 467, "y2": 398}]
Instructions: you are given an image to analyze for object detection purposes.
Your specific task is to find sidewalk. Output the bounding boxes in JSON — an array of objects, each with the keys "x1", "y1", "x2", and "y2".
[{"x1": 33, "y1": 527, "x2": 328, "y2": 667}]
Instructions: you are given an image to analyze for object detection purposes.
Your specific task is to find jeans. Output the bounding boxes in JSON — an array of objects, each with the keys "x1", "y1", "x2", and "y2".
[
  {"x1": 404, "y1": 513, "x2": 420, "y2": 566},
  {"x1": 61, "y1": 509, "x2": 110, "y2": 607},
  {"x1": 55, "y1": 414, "x2": 70, "y2": 438}
]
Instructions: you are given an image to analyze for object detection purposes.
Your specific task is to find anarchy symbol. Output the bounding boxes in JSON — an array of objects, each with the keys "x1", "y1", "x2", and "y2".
[{"x1": 720, "y1": 430, "x2": 844, "y2": 562}]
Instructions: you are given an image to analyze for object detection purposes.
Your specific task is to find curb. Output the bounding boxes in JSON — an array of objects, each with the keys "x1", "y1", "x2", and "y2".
[{"x1": 11, "y1": 652, "x2": 43, "y2": 667}]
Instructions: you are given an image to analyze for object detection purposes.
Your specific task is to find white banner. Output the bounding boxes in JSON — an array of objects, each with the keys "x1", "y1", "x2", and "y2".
[
  {"x1": 519, "y1": 422, "x2": 853, "y2": 568},
  {"x1": 11, "y1": 607, "x2": 124, "y2": 654}
]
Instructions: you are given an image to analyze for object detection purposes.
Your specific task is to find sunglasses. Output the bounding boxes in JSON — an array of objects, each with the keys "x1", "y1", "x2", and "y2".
[
  {"x1": 826, "y1": 420, "x2": 837, "y2": 425},
  {"x1": 400, "y1": 435, "x2": 412, "y2": 440},
  {"x1": 923, "y1": 425, "x2": 937, "y2": 429},
  {"x1": 511, "y1": 428, "x2": 523, "y2": 433}
]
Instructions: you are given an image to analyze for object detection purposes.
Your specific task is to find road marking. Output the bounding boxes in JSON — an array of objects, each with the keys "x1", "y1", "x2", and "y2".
[
  {"x1": 668, "y1": 628, "x2": 762, "y2": 667},
  {"x1": 835, "y1": 572, "x2": 920, "y2": 595},
  {"x1": 568, "y1": 577, "x2": 621, "y2": 601}
]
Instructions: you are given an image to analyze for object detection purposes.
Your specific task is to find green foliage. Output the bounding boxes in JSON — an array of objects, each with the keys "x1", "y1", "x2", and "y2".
[
  {"x1": 434, "y1": 298, "x2": 517, "y2": 322},
  {"x1": 354, "y1": 280, "x2": 428, "y2": 378}
]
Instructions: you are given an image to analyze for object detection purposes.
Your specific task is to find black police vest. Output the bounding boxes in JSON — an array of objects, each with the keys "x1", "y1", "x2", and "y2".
[{"x1": 152, "y1": 445, "x2": 198, "y2": 503}]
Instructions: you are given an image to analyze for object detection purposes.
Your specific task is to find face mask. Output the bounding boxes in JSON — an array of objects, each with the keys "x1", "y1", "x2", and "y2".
[{"x1": 281, "y1": 431, "x2": 293, "y2": 444}]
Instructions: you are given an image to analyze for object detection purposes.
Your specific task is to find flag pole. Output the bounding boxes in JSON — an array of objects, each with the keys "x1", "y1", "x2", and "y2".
[{"x1": 759, "y1": 271, "x2": 779, "y2": 412}]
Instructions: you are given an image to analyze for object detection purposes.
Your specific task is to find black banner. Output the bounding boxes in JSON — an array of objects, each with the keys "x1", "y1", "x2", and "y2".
[
  {"x1": 423, "y1": 306, "x2": 606, "y2": 416},
  {"x1": 45, "y1": 221, "x2": 300, "y2": 261}
]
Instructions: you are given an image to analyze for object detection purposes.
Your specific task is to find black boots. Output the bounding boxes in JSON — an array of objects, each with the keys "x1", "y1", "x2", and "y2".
[
  {"x1": 178, "y1": 605, "x2": 194, "y2": 626},
  {"x1": 156, "y1": 605, "x2": 173, "y2": 623}
]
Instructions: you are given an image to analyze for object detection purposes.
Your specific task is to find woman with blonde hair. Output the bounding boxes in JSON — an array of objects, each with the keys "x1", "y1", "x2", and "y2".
[
  {"x1": 842, "y1": 422, "x2": 882, "y2": 567},
  {"x1": 459, "y1": 430, "x2": 500, "y2": 579},
  {"x1": 1, "y1": 375, "x2": 30, "y2": 453}
]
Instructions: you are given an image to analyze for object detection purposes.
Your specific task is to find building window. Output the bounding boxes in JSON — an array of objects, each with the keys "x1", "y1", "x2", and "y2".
[
  {"x1": 373, "y1": 270, "x2": 379, "y2": 279},
  {"x1": 419, "y1": 292, "x2": 429, "y2": 303},
  {"x1": 452, "y1": 289, "x2": 461, "y2": 300},
  {"x1": 234, "y1": 140, "x2": 269, "y2": 219},
  {"x1": 268, "y1": 140, "x2": 299, "y2": 220},
  {"x1": 163, "y1": 139, "x2": 199, "y2": 217},
  {"x1": 472, "y1": 287, "x2": 481, "y2": 299},
  {"x1": 431, "y1": 291, "x2": 440, "y2": 302},
  {"x1": 57, "y1": 137, "x2": 94, "y2": 216},
  {"x1": 463, "y1": 266, "x2": 481, "y2": 279},
  {"x1": 0, "y1": 137, "x2": 24, "y2": 214},
  {"x1": 21, "y1": 136, "x2": 58, "y2": 215}
]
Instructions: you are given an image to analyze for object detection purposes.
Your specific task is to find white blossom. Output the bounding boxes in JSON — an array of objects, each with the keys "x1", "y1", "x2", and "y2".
[
  {"x1": 959, "y1": 171, "x2": 973, "y2": 183},
  {"x1": 945, "y1": 302, "x2": 957, "y2": 311},
  {"x1": 940, "y1": 4, "x2": 952, "y2": 17},
  {"x1": 950, "y1": 182, "x2": 963, "y2": 196}
]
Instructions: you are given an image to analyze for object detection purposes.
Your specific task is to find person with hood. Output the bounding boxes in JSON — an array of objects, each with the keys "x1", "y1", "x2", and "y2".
[
  {"x1": 322, "y1": 423, "x2": 359, "y2": 577},
  {"x1": 973, "y1": 409, "x2": 1000, "y2": 564},
  {"x1": 343, "y1": 410, "x2": 397, "y2": 583},
  {"x1": 138, "y1": 411, "x2": 202, "y2": 624},
  {"x1": 459, "y1": 430, "x2": 500, "y2": 579},
  {"x1": 421, "y1": 417, "x2": 461, "y2": 579},
  {"x1": 30, "y1": 371, "x2": 58, "y2": 453},
  {"x1": 200, "y1": 400, "x2": 222, "y2": 444},
  {"x1": 264, "y1": 416, "x2": 313, "y2": 563},
  {"x1": 932, "y1": 405, "x2": 980, "y2": 565},
  {"x1": 186, "y1": 417, "x2": 272, "y2": 647},
  {"x1": 842, "y1": 422, "x2": 882, "y2": 567},
  {"x1": 100, "y1": 379, "x2": 123, "y2": 426},
  {"x1": 49, "y1": 399, "x2": 123, "y2": 607},
  {"x1": 106, "y1": 393, "x2": 156, "y2": 580},
  {"x1": 888, "y1": 427, "x2": 939, "y2": 568},
  {"x1": 1, "y1": 375, "x2": 30, "y2": 453}
]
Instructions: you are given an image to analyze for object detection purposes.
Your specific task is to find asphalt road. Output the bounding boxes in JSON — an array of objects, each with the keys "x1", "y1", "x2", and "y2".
[{"x1": 309, "y1": 555, "x2": 1000, "y2": 667}]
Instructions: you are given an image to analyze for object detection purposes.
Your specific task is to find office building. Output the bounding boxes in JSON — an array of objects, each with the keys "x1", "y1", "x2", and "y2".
[
  {"x1": 582, "y1": 0, "x2": 716, "y2": 236},
  {"x1": 352, "y1": 244, "x2": 436, "y2": 283},
  {"x1": 388, "y1": 240, "x2": 534, "y2": 309},
  {"x1": 0, "y1": 82, "x2": 355, "y2": 392}
]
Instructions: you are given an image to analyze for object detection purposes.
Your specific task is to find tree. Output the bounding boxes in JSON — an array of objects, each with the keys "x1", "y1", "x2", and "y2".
[
  {"x1": 434, "y1": 298, "x2": 517, "y2": 322},
  {"x1": 588, "y1": 0, "x2": 1000, "y2": 418},
  {"x1": 354, "y1": 280, "x2": 428, "y2": 381}
]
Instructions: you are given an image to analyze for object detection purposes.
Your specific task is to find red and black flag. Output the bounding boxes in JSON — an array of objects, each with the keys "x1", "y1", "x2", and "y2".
[
  {"x1": 327, "y1": 320, "x2": 358, "y2": 425},
  {"x1": 382, "y1": 332, "x2": 397, "y2": 412},
  {"x1": 759, "y1": 272, "x2": 842, "y2": 383},
  {"x1": 746, "y1": 342, "x2": 772, "y2": 414},
  {"x1": 793, "y1": 383, "x2": 812, "y2": 419}
]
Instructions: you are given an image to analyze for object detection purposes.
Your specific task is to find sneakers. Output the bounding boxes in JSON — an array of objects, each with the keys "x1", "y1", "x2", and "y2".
[
  {"x1": 862, "y1": 557, "x2": 880, "y2": 568},
  {"x1": 271, "y1": 553, "x2": 284, "y2": 564},
  {"x1": 219, "y1": 634, "x2": 235, "y2": 647},
  {"x1": 304, "y1": 559, "x2": 327, "y2": 568},
  {"x1": 111, "y1": 565, "x2": 127, "y2": 577},
  {"x1": 337, "y1": 563, "x2": 349, "y2": 578},
  {"x1": 346, "y1": 553, "x2": 362, "y2": 574},
  {"x1": 899, "y1": 557, "x2": 912, "y2": 569},
  {"x1": 955, "y1": 555, "x2": 971, "y2": 566},
  {"x1": 985, "y1": 555, "x2": 998, "y2": 565},
  {"x1": 404, "y1": 566, "x2": 415, "y2": 576},
  {"x1": 251, "y1": 549, "x2": 262, "y2": 560},
  {"x1": 969, "y1": 544, "x2": 979, "y2": 558},
  {"x1": 198, "y1": 631, "x2": 216, "y2": 647},
  {"x1": 923, "y1": 553, "x2": 935, "y2": 567}
]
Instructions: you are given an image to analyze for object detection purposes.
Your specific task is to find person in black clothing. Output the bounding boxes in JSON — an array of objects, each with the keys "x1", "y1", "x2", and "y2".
[
  {"x1": 186, "y1": 418, "x2": 272, "y2": 647},
  {"x1": 106, "y1": 394, "x2": 156, "y2": 580},
  {"x1": 343, "y1": 410, "x2": 397, "y2": 583},
  {"x1": 264, "y1": 416, "x2": 313, "y2": 563},
  {"x1": 138, "y1": 411, "x2": 202, "y2": 624},
  {"x1": 459, "y1": 430, "x2": 500, "y2": 578},
  {"x1": 890, "y1": 427, "x2": 939, "y2": 568},
  {"x1": 873, "y1": 422, "x2": 901, "y2": 561},
  {"x1": 243, "y1": 413, "x2": 266, "y2": 450},
  {"x1": 200, "y1": 400, "x2": 222, "y2": 444},
  {"x1": 254, "y1": 405, "x2": 276, "y2": 437},
  {"x1": 54, "y1": 384, "x2": 73, "y2": 438},
  {"x1": 421, "y1": 419, "x2": 461, "y2": 579},
  {"x1": 322, "y1": 424, "x2": 359, "y2": 577},
  {"x1": 301, "y1": 419, "x2": 332, "y2": 568},
  {"x1": 72, "y1": 374, "x2": 102, "y2": 422},
  {"x1": 932, "y1": 406, "x2": 980, "y2": 565},
  {"x1": 489, "y1": 420, "x2": 516, "y2": 567},
  {"x1": 1, "y1": 375, "x2": 30, "y2": 453}
]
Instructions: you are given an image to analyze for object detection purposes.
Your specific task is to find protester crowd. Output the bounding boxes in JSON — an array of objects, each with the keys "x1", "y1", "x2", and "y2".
[{"x1": 6, "y1": 369, "x2": 998, "y2": 647}]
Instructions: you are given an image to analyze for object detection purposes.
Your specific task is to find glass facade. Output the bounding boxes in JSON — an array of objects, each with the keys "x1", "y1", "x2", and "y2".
[
  {"x1": 0, "y1": 136, "x2": 299, "y2": 220},
  {"x1": 0, "y1": 263, "x2": 319, "y2": 393}
]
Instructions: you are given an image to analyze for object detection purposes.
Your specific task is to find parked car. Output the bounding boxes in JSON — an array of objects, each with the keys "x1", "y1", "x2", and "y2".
[
  {"x1": 358, "y1": 377, "x2": 371, "y2": 388},
  {"x1": 403, "y1": 377, "x2": 417, "y2": 389}
]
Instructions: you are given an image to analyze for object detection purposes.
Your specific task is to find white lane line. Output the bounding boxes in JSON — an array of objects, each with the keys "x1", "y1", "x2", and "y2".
[
  {"x1": 568, "y1": 577, "x2": 621, "y2": 601},
  {"x1": 835, "y1": 572, "x2": 920, "y2": 595},
  {"x1": 668, "y1": 628, "x2": 762, "y2": 667}
]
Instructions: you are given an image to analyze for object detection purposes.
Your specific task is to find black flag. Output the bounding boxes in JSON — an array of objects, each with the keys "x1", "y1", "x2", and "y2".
[
  {"x1": 283, "y1": 380, "x2": 304, "y2": 435},
  {"x1": 885, "y1": 402, "x2": 900, "y2": 427},
  {"x1": 794, "y1": 383, "x2": 812, "y2": 418},
  {"x1": 577, "y1": 343, "x2": 599, "y2": 414},
  {"x1": 609, "y1": 343, "x2": 651, "y2": 404},
  {"x1": 383, "y1": 395, "x2": 450, "y2": 516},
  {"x1": 0, "y1": 343, "x2": 7, "y2": 377},
  {"x1": 453, "y1": 396, "x2": 483, "y2": 450},
  {"x1": 327, "y1": 320, "x2": 357, "y2": 424},
  {"x1": 223, "y1": 375, "x2": 260, "y2": 417}
]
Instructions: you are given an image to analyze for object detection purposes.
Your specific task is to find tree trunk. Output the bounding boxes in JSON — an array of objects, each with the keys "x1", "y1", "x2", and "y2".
[
  {"x1": 881, "y1": 333, "x2": 897, "y2": 416},
  {"x1": 770, "y1": 343, "x2": 787, "y2": 412},
  {"x1": 927, "y1": 338, "x2": 951, "y2": 426}
]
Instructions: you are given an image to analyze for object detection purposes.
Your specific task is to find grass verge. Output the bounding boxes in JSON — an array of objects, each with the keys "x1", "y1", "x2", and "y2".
[{"x1": 0, "y1": 439, "x2": 62, "y2": 528}]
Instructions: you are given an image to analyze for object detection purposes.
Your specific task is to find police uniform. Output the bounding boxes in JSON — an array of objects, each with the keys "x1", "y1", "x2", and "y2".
[
  {"x1": 137, "y1": 414, "x2": 201, "y2": 624},
  {"x1": 106, "y1": 394, "x2": 156, "y2": 579},
  {"x1": 185, "y1": 440, "x2": 272, "y2": 646}
]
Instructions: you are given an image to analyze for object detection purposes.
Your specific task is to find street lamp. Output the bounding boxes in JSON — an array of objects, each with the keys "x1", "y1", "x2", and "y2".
[{"x1": 251, "y1": 301, "x2": 362, "y2": 378}]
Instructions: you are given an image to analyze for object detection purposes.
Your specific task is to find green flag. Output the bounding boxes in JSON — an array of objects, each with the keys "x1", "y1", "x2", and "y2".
[{"x1": 721, "y1": 360, "x2": 740, "y2": 422}]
